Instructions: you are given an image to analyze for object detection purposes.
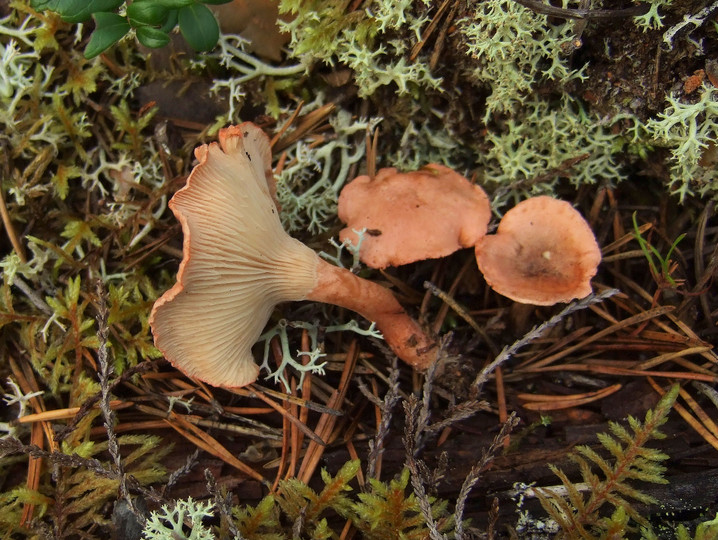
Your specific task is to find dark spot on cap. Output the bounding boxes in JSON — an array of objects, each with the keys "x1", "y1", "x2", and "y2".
[
  {"x1": 367, "y1": 229, "x2": 382, "y2": 236},
  {"x1": 246, "y1": 151, "x2": 251, "y2": 161}
]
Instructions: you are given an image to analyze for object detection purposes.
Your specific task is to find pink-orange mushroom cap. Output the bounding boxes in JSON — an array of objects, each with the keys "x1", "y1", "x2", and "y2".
[
  {"x1": 338, "y1": 165, "x2": 491, "y2": 269},
  {"x1": 475, "y1": 196, "x2": 601, "y2": 306},
  {"x1": 149, "y1": 123, "x2": 436, "y2": 388}
]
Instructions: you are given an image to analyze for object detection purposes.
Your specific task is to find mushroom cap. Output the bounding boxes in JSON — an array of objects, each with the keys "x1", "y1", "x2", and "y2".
[
  {"x1": 338, "y1": 164, "x2": 491, "y2": 269},
  {"x1": 149, "y1": 123, "x2": 319, "y2": 388},
  {"x1": 475, "y1": 196, "x2": 601, "y2": 306}
]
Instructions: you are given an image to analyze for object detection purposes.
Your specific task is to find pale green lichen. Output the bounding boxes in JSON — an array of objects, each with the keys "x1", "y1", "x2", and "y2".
[
  {"x1": 645, "y1": 83, "x2": 718, "y2": 200},
  {"x1": 387, "y1": 114, "x2": 471, "y2": 172},
  {"x1": 319, "y1": 228, "x2": 366, "y2": 272},
  {"x1": 633, "y1": 0, "x2": 673, "y2": 31},
  {"x1": 279, "y1": 0, "x2": 440, "y2": 98},
  {"x1": 275, "y1": 106, "x2": 380, "y2": 233},
  {"x1": 477, "y1": 95, "x2": 624, "y2": 205},
  {"x1": 662, "y1": 0, "x2": 717, "y2": 50},
  {"x1": 0, "y1": 12, "x2": 100, "y2": 169},
  {"x1": 258, "y1": 318, "x2": 382, "y2": 389},
  {"x1": 143, "y1": 498, "x2": 215, "y2": 540},
  {"x1": 0, "y1": 238, "x2": 51, "y2": 287},
  {"x1": 194, "y1": 33, "x2": 306, "y2": 124},
  {"x1": 1, "y1": 379, "x2": 44, "y2": 438},
  {"x1": 458, "y1": 0, "x2": 586, "y2": 121}
]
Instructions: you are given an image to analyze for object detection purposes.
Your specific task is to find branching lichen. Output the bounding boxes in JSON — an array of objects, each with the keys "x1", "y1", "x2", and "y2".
[
  {"x1": 478, "y1": 95, "x2": 624, "y2": 205},
  {"x1": 662, "y1": 0, "x2": 717, "y2": 49},
  {"x1": 645, "y1": 83, "x2": 718, "y2": 200},
  {"x1": 190, "y1": 33, "x2": 306, "y2": 124},
  {"x1": 143, "y1": 498, "x2": 215, "y2": 540},
  {"x1": 258, "y1": 318, "x2": 382, "y2": 389},
  {"x1": 275, "y1": 106, "x2": 380, "y2": 233},
  {"x1": 318, "y1": 229, "x2": 366, "y2": 272},
  {"x1": 387, "y1": 112, "x2": 472, "y2": 172},
  {"x1": 279, "y1": 0, "x2": 440, "y2": 98},
  {"x1": 459, "y1": 0, "x2": 586, "y2": 121},
  {"x1": 632, "y1": 0, "x2": 673, "y2": 31}
]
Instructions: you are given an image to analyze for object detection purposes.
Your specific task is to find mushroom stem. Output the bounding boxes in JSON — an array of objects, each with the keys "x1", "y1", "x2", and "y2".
[{"x1": 307, "y1": 258, "x2": 436, "y2": 370}]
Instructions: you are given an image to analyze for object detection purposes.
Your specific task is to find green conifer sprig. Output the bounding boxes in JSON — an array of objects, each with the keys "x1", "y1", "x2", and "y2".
[
  {"x1": 353, "y1": 468, "x2": 450, "y2": 540},
  {"x1": 276, "y1": 459, "x2": 358, "y2": 534},
  {"x1": 535, "y1": 384, "x2": 680, "y2": 538}
]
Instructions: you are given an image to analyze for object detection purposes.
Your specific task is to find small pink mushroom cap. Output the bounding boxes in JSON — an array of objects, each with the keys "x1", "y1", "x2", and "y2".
[
  {"x1": 475, "y1": 196, "x2": 601, "y2": 306},
  {"x1": 338, "y1": 164, "x2": 491, "y2": 269}
]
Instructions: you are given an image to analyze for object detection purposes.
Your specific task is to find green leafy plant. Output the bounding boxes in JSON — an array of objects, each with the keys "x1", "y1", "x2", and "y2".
[
  {"x1": 534, "y1": 384, "x2": 680, "y2": 538},
  {"x1": 632, "y1": 212, "x2": 686, "y2": 288},
  {"x1": 30, "y1": 0, "x2": 232, "y2": 58}
]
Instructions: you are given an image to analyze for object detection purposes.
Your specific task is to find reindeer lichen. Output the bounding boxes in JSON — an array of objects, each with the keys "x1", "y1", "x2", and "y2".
[
  {"x1": 458, "y1": 0, "x2": 586, "y2": 121},
  {"x1": 633, "y1": 0, "x2": 674, "y2": 30},
  {"x1": 478, "y1": 95, "x2": 624, "y2": 205},
  {"x1": 275, "y1": 106, "x2": 380, "y2": 233},
  {"x1": 278, "y1": 0, "x2": 440, "y2": 98},
  {"x1": 645, "y1": 83, "x2": 718, "y2": 200},
  {"x1": 143, "y1": 498, "x2": 215, "y2": 540},
  {"x1": 258, "y1": 318, "x2": 382, "y2": 390}
]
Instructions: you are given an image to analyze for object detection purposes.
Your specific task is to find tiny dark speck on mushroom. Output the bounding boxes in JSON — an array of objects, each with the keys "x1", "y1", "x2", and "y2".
[
  {"x1": 243, "y1": 131, "x2": 249, "y2": 137},
  {"x1": 246, "y1": 151, "x2": 251, "y2": 161},
  {"x1": 367, "y1": 229, "x2": 382, "y2": 236}
]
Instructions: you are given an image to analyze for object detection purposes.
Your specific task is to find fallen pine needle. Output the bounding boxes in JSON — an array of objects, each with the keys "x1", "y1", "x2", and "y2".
[
  {"x1": 166, "y1": 412, "x2": 267, "y2": 484},
  {"x1": 648, "y1": 377, "x2": 718, "y2": 452},
  {"x1": 518, "y1": 384, "x2": 622, "y2": 411}
]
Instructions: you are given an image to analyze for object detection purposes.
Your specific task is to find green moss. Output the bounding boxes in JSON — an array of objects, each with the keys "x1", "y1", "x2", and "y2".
[{"x1": 143, "y1": 461, "x2": 452, "y2": 539}]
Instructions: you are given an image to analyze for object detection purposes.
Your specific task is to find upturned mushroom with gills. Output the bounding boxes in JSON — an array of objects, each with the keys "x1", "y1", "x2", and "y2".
[{"x1": 149, "y1": 123, "x2": 437, "y2": 388}]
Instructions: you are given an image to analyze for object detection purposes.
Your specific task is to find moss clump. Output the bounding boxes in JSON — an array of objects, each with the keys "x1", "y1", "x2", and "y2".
[{"x1": 142, "y1": 461, "x2": 453, "y2": 539}]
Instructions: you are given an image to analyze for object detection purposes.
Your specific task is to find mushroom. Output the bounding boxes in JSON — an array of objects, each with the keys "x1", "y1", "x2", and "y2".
[
  {"x1": 337, "y1": 165, "x2": 491, "y2": 269},
  {"x1": 149, "y1": 123, "x2": 436, "y2": 388},
  {"x1": 474, "y1": 196, "x2": 601, "y2": 305}
]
